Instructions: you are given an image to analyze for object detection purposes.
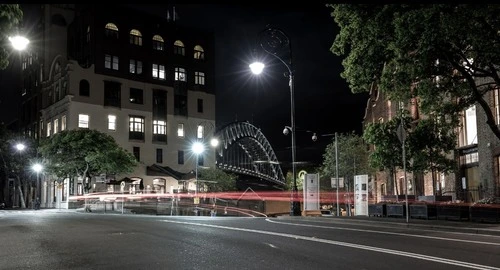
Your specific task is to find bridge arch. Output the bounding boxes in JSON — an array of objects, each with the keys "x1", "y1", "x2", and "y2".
[{"x1": 214, "y1": 121, "x2": 285, "y2": 186}]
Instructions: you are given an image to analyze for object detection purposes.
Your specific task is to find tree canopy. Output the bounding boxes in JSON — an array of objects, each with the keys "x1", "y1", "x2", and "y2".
[
  {"x1": 0, "y1": 4, "x2": 23, "y2": 70},
  {"x1": 38, "y1": 129, "x2": 137, "y2": 186},
  {"x1": 198, "y1": 168, "x2": 237, "y2": 192},
  {"x1": 329, "y1": 4, "x2": 500, "y2": 140}
]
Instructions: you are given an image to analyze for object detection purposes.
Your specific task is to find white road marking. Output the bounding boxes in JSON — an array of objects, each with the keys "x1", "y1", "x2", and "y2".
[
  {"x1": 161, "y1": 219, "x2": 500, "y2": 270},
  {"x1": 265, "y1": 219, "x2": 500, "y2": 246}
]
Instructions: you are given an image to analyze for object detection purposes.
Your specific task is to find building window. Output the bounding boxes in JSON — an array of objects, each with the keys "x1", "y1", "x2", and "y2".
[
  {"x1": 86, "y1": 26, "x2": 90, "y2": 43},
  {"x1": 105, "y1": 54, "x2": 119, "y2": 70},
  {"x1": 153, "y1": 120, "x2": 166, "y2": 135},
  {"x1": 79, "y1": 80, "x2": 90, "y2": 96},
  {"x1": 129, "y1": 59, "x2": 142, "y2": 74},
  {"x1": 108, "y1": 115, "x2": 116, "y2": 131},
  {"x1": 152, "y1": 64, "x2": 165, "y2": 80},
  {"x1": 462, "y1": 106, "x2": 478, "y2": 146},
  {"x1": 53, "y1": 119, "x2": 59, "y2": 134},
  {"x1": 104, "y1": 23, "x2": 119, "y2": 38},
  {"x1": 197, "y1": 125, "x2": 203, "y2": 139},
  {"x1": 152, "y1": 35, "x2": 164, "y2": 51},
  {"x1": 104, "y1": 81, "x2": 121, "y2": 108},
  {"x1": 197, "y1": 99, "x2": 203, "y2": 113},
  {"x1": 194, "y1": 71, "x2": 205, "y2": 85},
  {"x1": 174, "y1": 40, "x2": 185, "y2": 56},
  {"x1": 61, "y1": 115, "x2": 66, "y2": 131},
  {"x1": 79, "y1": 114, "x2": 89, "y2": 128},
  {"x1": 133, "y1": 146, "x2": 140, "y2": 161},
  {"x1": 129, "y1": 116, "x2": 145, "y2": 140},
  {"x1": 178, "y1": 150, "x2": 184, "y2": 164},
  {"x1": 193, "y1": 45, "x2": 204, "y2": 60},
  {"x1": 175, "y1": 67, "x2": 186, "y2": 81},
  {"x1": 47, "y1": 122, "x2": 51, "y2": 137},
  {"x1": 129, "y1": 29, "x2": 142, "y2": 46},
  {"x1": 177, "y1": 123, "x2": 184, "y2": 137},
  {"x1": 156, "y1": 148, "x2": 163, "y2": 163},
  {"x1": 129, "y1": 88, "x2": 143, "y2": 104}
]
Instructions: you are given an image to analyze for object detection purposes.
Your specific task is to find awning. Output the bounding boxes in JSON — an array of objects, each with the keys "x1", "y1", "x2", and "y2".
[{"x1": 146, "y1": 164, "x2": 188, "y2": 180}]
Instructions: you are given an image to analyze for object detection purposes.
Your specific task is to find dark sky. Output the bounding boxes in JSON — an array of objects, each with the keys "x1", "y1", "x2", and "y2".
[{"x1": 0, "y1": 4, "x2": 369, "y2": 166}]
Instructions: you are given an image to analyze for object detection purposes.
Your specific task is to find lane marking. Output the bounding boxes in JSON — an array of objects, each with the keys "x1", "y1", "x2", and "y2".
[
  {"x1": 265, "y1": 219, "x2": 500, "y2": 246},
  {"x1": 161, "y1": 219, "x2": 500, "y2": 270}
]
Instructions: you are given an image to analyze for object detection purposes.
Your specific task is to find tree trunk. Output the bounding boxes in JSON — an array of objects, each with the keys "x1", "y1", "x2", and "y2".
[{"x1": 16, "y1": 175, "x2": 26, "y2": 208}]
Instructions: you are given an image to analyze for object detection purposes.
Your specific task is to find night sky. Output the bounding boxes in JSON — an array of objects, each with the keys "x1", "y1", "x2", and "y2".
[{"x1": 0, "y1": 4, "x2": 369, "y2": 167}]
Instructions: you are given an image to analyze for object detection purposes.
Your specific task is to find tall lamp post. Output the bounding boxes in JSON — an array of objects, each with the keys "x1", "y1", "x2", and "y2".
[
  {"x1": 192, "y1": 141, "x2": 205, "y2": 196},
  {"x1": 32, "y1": 163, "x2": 43, "y2": 209},
  {"x1": 250, "y1": 26, "x2": 301, "y2": 216}
]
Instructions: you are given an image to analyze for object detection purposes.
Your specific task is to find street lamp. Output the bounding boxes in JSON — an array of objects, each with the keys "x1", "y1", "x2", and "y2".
[
  {"x1": 32, "y1": 163, "x2": 43, "y2": 209},
  {"x1": 9, "y1": 35, "x2": 29, "y2": 51},
  {"x1": 192, "y1": 141, "x2": 205, "y2": 196},
  {"x1": 15, "y1": 143, "x2": 26, "y2": 152},
  {"x1": 250, "y1": 26, "x2": 301, "y2": 216}
]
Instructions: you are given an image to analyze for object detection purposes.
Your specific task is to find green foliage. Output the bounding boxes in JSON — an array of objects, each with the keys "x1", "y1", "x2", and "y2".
[
  {"x1": 0, "y1": 4, "x2": 23, "y2": 69},
  {"x1": 363, "y1": 119, "x2": 403, "y2": 171},
  {"x1": 320, "y1": 132, "x2": 372, "y2": 188},
  {"x1": 329, "y1": 4, "x2": 500, "y2": 140},
  {"x1": 38, "y1": 129, "x2": 137, "y2": 181},
  {"x1": 199, "y1": 168, "x2": 237, "y2": 192}
]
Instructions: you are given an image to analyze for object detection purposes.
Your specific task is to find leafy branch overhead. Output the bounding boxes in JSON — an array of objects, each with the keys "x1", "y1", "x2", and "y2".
[{"x1": 329, "y1": 4, "x2": 500, "y2": 140}]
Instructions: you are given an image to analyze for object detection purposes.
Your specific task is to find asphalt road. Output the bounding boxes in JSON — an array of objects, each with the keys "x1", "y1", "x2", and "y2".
[{"x1": 0, "y1": 210, "x2": 499, "y2": 270}]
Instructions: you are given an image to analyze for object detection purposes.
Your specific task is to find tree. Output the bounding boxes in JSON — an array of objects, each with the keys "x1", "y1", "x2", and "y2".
[
  {"x1": 328, "y1": 4, "x2": 500, "y2": 140},
  {"x1": 363, "y1": 118, "x2": 403, "y2": 195},
  {"x1": 320, "y1": 132, "x2": 371, "y2": 193},
  {"x1": 198, "y1": 168, "x2": 237, "y2": 192},
  {"x1": 0, "y1": 4, "x2": 23, "y2": 70},
  {"x1": 38, "y1": 129, "x2": 137, "y2": 192}
]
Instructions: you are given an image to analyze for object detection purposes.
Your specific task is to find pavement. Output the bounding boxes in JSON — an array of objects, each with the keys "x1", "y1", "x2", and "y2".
[{"x1": 277, "y1": 215, "x2": 500, "y2": 237}]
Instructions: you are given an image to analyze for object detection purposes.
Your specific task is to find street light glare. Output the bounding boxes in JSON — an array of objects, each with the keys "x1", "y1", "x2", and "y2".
[
  {"x1": 32, "y1": 163, "x2": 43, "y2": 173},
  {"x1": 192, "y1": 142, "x2": 205, "y2": 154},
  {"x1": 249, "y1": 62, "x2": 265, "y2": 75},
  {"x1": 210, "y1": 138, "x2": 219, "y2": 148},
  {"x1": 9, "y1": 35, "x2": 30, "y2": 51},
  {"x1": 15, "y1": 143, "x2": 26, "y2": 151}
]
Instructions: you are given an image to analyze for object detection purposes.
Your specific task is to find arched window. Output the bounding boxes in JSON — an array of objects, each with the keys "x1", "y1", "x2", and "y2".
[
  {"x1": 130, "y1": 29, "x2": 142, "y2": 46},
  {"x1": 79, "y1": 80, "x2": 90, "y2": 96},
  {"x1": 194, "y1": 45, "x2": 204, "y2": 60},
  {"x1": 152, "y1": 35, "x2": 164, "y2": 51},
  {"x1": 105, "y1": 23, "x2": 119, "y2": 38},
  {"x1": 86, "y1": 26, "x2": 90, "y2": 43},
  {"x1": 174, "y1": 40, "x2": 185, "y2": 56}
]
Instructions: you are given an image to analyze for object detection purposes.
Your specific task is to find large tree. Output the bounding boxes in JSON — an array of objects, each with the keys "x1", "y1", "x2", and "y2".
[
  {"x1": 329, "y1": 4, "x2": 500, "y2": 140},
  {"x1": 198, "y1": 168, "x2": 237, "y2": 192},
  {"x1": 0, "y1": 4, "x2": 23, "y2": 69},
  {"x1": 38, "y1": 129, "x2": 137, "y2": 192}
]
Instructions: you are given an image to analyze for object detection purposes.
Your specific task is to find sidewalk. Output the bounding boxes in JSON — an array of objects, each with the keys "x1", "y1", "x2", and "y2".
[{"x1": 277, "y1": 215, "x2": 500, "y2": 236}]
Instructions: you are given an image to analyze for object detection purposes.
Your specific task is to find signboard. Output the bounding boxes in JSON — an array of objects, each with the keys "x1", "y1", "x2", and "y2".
[
  {"x1": 303, "y1": 173, "x2": 320, "y2": 211},
  {"x1": 354, "y1": 175, "x2": 369, "y2": 216},
  {"x1": 331, "y1": 177, "x2": 344, "y2": 188},
  {"x1": 194, "y1": 197, "x2": 200, "y2": 205},
  {"x1": 120, "y1": 181, "x2": 125, "y2": 192}
]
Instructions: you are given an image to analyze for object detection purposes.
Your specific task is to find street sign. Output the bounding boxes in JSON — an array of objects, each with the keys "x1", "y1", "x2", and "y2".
[
  {"x1": 194, "y1": 197, "x2": 200, "y2": 205},
  {"x1": 331, "y1": 177, "x2": 344, "y2": 188}
]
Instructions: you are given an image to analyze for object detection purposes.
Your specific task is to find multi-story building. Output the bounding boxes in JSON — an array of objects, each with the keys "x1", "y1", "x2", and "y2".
[{"x1": 19, "y1": 4, "x2": 216, "y2": 208}]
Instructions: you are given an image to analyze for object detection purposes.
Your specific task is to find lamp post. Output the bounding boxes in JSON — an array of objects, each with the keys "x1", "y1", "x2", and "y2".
[
  {"x1": 250, "y1": 26, "x2": 301, "y2": 216},
  {"x1": 9, "y1": 35, "x2": 30, "y2": 51},
  {"x1": 192, "y1": 141, "x2": 205, "y2": 196},
  {"x1": 32, "y1": 163, "x2": 43, "y2": 209}
]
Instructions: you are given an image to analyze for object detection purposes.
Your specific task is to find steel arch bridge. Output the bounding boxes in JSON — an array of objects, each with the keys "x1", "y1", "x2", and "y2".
[{"x1": 214, "y1": 121, "x2": 285, "y2": 187}]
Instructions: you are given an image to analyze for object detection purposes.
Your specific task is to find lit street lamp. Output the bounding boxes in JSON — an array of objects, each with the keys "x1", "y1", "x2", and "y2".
[
  {"x1": 9, "y1": 35, "x2": 29, "y2": 51},
  {"x1": 250, "y1": 26, "x2": 301, "y2": 216},
  {"x1": 15, "y1": 143, "x2": 26, "y2": 152},
  {"x1": 32, "y1": 163, "x2": 43, "y2": 208},
  {"x1": 192, "y1": 141, "x2": 205, "y2": 196}
]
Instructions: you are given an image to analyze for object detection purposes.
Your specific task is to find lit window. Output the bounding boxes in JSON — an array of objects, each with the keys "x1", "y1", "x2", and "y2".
[
  {"x1": 129, "y1": 59, "x2": 142, "y2": 74},
  {"x1": 108, "y1": 115, "x2": 116, "y2": 131},
  {"x1": 152, "y1": 35, "x2": 164, "y2": 51},
  {"x1": 175, "y1": 67, "x2": 186, "y2": 81},
  {"x1": 129, "y1": 29, "x2": 142, "y2": 46},
  {"x1": 79, "y1": 114, "x2": 89, "y2": 128},
  {"x1": 153, "y1": 120, "x2": 166, "y2": 135},
  {"x1": 152, "y1": 64, "x2": 165, "y2": 80},
  {"x1": 195, "y1": 71, "x2": 205, "y2": 85},
  {"x1": 47, "y1": 122, "x2": 51, "y2": 137},
  {"x1": 105, "y1": 54, "x2": 119, "y2": 70},
  {"x1": 197, "y1": 125, "x2": 203, "y2": 139},
  {"x1": 61, "y1": 115, "x2": 66, "y2": 131},
  {"x1": 174, "y1": 40, "x2": 185, "y2": 56},
  {"x1": 105, "y1": 23, "x2": 119, "y2": 38},
  {"x1": 177, "y1": 123, "x2": 184, "y2": 137},
  {"x1": 129, "y1": 116, "x2": 144, "y2": 132},
  {"x1": 194, "y1": 45, "x2": 204, "y2": 60},
  {"x1": 54, "y1": 119, "x2": 59, "y2": 134}
]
